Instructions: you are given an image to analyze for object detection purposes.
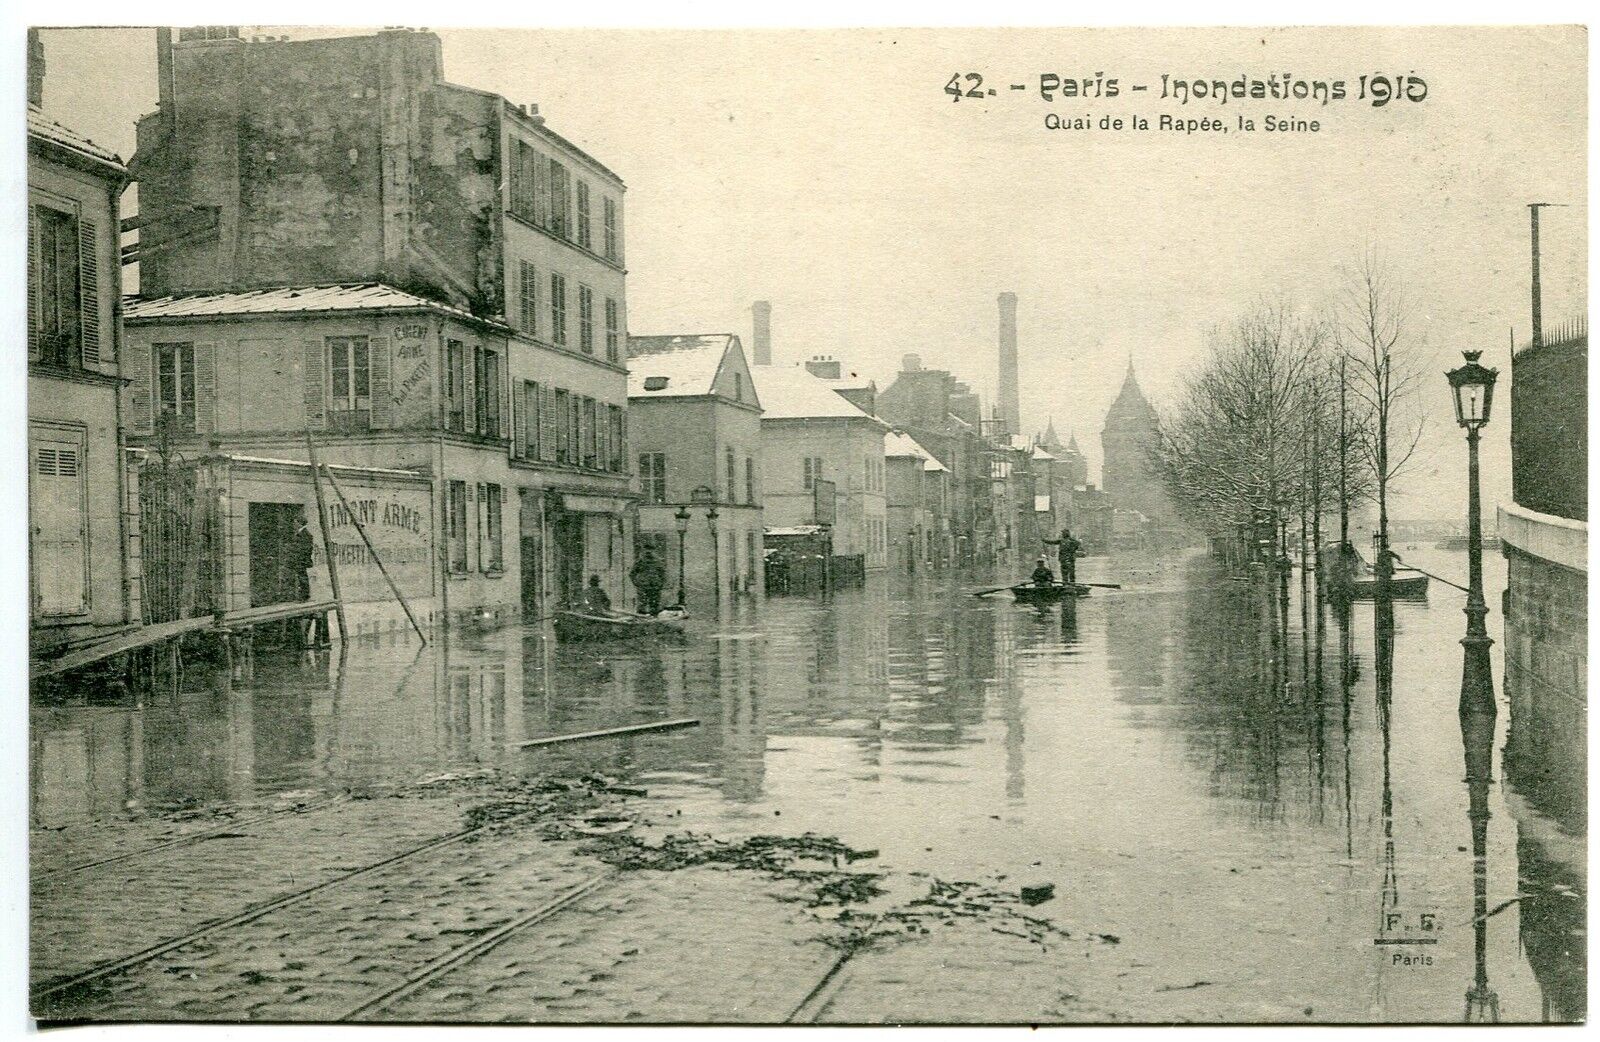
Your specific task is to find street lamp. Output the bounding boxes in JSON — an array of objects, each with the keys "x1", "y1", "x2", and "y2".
[
  {"x1": 674, "y1": 505, "x2": 691, "y2": 608},
  {"x1": 706, "y1": 506, "x2": 720, "y2": 603},
  {"x1": 1446, "y1": 350, "x2": 1499, "y2": 718}
]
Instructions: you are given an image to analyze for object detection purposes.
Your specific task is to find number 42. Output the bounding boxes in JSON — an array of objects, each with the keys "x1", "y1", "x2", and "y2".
[{"x1": 944, "y1": 73, "x2": 984, "y2": 101}]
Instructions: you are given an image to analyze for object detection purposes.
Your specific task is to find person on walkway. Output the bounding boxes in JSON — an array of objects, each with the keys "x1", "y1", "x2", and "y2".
[
  {"x1": 1031, "y1": 556, "x2": 1056, "y2": 587},
  {"x1": 1059, "y1": 529, "x2": 1082, "y2": 585},
  {"x1": 583, "y1": 574, "x2": 613, "y2": 613},
  {"x1": 289, "y1": 513, "x2": 327, "y2": 647},
  {"x1": 629, "y1": 548, "x2": 666, "y2": 615}
]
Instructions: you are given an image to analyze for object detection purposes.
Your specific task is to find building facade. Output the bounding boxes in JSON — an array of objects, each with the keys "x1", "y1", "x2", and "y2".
[
  {"x1": 628, "y1": 334, "x2": 765, "y2": 609},
  {"x1": 124, "y1": 27, "x2": 634, "y2": 625},
  {"x1": 752, "y1": 364, "x2": 888, "y2": 577},
  {"x1": 885, "y1": 430, "x2": 949, "y2": 571},
  {"x1": 28, "y1": 106, "x2": 139, "y2": 656}
]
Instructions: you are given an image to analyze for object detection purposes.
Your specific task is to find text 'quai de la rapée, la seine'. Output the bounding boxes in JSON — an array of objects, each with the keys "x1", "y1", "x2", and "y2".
[{"x1": 1043, "y1": 113, "x2": 1320, "y2": 134}]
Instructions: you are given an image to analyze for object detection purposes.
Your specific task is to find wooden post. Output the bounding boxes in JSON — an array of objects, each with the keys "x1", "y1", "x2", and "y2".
[
  {"x1": 318, "y1": 462, "x2": 428, "y2": 646},
  {"x1": 304, "y1": 431, "x2": 348, "y2": 647}
]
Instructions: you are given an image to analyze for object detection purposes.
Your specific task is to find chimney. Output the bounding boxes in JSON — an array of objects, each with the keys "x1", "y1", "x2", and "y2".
[
  {"x1": 997, "y1": 291, "x2": 1020, "y2": 437},
  {"x1": 805, "y1": 355, "x2": 842, "y2": 380},
  {"x1": 155, "y1": 27, "x2": 175, "y2": 131},
  {"x1": 751, "y1": 300, "x2": 772, "y2": 365},
  {"x1": 27, "y1": 28, "x2": 44, "y2": 108},
  {"x1": 902, "y1": 353, "x2": 922, "y2": 372}
]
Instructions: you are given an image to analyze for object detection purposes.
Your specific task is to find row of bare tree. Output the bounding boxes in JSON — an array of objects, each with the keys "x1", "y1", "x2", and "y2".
[{"x1": 1153, "y1": 250, "x2": 1426, "y2": 573}]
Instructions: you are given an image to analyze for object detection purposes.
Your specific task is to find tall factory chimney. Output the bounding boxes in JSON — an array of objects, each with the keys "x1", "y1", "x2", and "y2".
[
  {"x1": 997, "y1": 291, "x2": 1020, "y2": 438},
  {"x1": 752, "y1": 300, "x2": 772, "y2": 365}
]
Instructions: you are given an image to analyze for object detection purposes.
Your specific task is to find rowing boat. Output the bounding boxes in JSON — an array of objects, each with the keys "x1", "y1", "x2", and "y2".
[
  {"x1": 553, "y1": 610, "x2": 689, "y2": 643},
  {"x1": 1347, "y1": 573, "x2": 1430, "y2": 600},
  {"x1": 1009, "y1": 583, "x2": 1091, "y2": 605}
]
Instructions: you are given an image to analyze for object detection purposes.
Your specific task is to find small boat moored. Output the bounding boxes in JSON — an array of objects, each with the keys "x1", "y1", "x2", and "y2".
[
  {"x1": 553, "y1": 610, "x2": 689, "y2": 643},
  {"x1": 1347, "y1": 572, "x2": 1430, "y2": 600}
]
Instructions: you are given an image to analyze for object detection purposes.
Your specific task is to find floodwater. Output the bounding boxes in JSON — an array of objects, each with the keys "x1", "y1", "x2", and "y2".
[{"x1": 31, "y1": 548, "x2": 1585, "y2": 1023}]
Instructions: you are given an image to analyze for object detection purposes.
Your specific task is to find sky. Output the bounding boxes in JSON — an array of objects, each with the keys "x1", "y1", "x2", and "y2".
[{"x1": 34, "y1": 25, "x2": 1587, "y2": 520}]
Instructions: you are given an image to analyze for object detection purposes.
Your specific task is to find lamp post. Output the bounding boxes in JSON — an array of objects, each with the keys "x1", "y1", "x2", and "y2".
[
  {"x1": 1446, "y1": 350, "x2": 1500, "y2": 719},
  {"x1": 673, "y1": 505, "x2": 691, "y2": 608},
  {"x1": 706, "y1": 506, "x2": 720, "y2": 606}
]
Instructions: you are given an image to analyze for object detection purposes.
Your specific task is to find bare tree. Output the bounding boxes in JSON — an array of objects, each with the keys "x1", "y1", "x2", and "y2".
[{"x1": 1337, "y1": 248, "x2": 1426, "y2": 590}]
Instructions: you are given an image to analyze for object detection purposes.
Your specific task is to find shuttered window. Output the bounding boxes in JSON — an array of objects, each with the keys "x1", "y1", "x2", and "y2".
[
  {"x1": 447, "y1": 480, "x2": 468, "y2": 572},
  {"x1": 605, "y1": 297, "x2": 620, "y2": 362},
  {"x1": 327, "y1": 335, "x2": 370, "y2": 429},
  {"x1": 518, "y1": 261, "x2": 538, "y2": 336},
  {"x1": 30, "y1": 429, "x2": 88, "y2": 616},
  {"x1": 553, "y1": 389, "x2": 571, "y2": 463},
  {"x1": 603, "y1": 196, "x2": 619, "y2": 261},
  {"x1": 33, "y1": 205, "x2": 81, "y2": 368},
  {"x1": 446, "y1": 339, "x2": 466, "y2": 432},
  {"x1": 550, "y1": 273, "x2": 567, "y2": 346},
  {"x1": 522, "y1": 381, "x2": 541, "y2": 458},
  {"x1": 576, "y1": 180, "x2": 592, "y2": 248},
  {"x1": 578, "y1": 285, "x2": 594, "y2": 354},
  {"x1": 639, "y1": 452, "x2": 666, "y2": 504}
]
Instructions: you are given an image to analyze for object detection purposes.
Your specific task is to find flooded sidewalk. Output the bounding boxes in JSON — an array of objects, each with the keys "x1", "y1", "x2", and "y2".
[{"x1": 30, "y1": 551, "x2": 1584, "y2": 1023}]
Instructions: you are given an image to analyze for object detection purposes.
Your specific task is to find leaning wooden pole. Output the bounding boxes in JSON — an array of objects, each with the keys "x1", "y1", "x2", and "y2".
[
  {"x1": 304, "y1": 430, "x2": 349, "y2": 646},
  {"x1": 319, "y1": 462, "x2": 428, "y2": 646}
]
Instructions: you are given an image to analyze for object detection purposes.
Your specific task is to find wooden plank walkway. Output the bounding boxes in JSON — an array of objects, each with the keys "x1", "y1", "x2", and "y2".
[
  {"x1": 33, "y1": 615, "x2": 216, "y2": 679},
  {"x1": 34, "y1": 600, "x2": 337, "y2": 680}
]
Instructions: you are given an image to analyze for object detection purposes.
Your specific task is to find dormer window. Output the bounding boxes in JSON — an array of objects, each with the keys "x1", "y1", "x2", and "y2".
[
  {"x1": 733, "y1": 371, "x2": 743, "y2": 401},
  {"x1": 644, "y1": 375, "x2": 668, "y2": 391}
]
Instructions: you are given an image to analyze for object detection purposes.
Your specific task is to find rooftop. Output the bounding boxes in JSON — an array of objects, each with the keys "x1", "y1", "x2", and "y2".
[
  {"x1": 885, "y1": 430, "x2": 949, "y2": 472},
  {"x1": 627, "y1": 334, "x2": 747, "y2": 401},
  {"x1": 28, "y1": 105, "x2": 125, "y2": 172},
  {"x1": 750, "y1": 364, "x2": 880, "y2": 422},
  {"x1": 124, "y1": 284, "x2": 498, "y2": 326}
]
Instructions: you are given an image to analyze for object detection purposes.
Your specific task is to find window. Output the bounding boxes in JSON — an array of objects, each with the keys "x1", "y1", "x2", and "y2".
[
  {"x1": 803, "y1": 456, "x2": 823, "y2": 492},
  {"x1": 576, "y1": 180, "x2": 592, "y2": 248},
  {"x1": 518, "y1": 261, "x2": 538, "y2": 336},
  {"x1": 446, "y1": 339, "x2": 466, "y2": 432},
  {"x1": 547, "y1": 157, "x2": 570, "y2": 237},
  {"x1": 582, "y1": 397, "x2": 598, "y2": 468},
  {"x1": 608, "y1": 406, "x2": 625, "y2": 472},
  {"x1": 33, "y1": 205, "x2": 81, "y2": 367},
  {"x1": 481, "y1": 483, "x2": 504, "y2": 572},
  {"x1": 745, "y1": 456, "x2": 756, "y2": 504},
  {"x1": 732, "y1": 371, "x2": 743, "y2": 402},
  {"x1": 447, "y1": 480, "x2": 468, "y2": 572},
  {"x1": 553, "y1": 389, "x2": 571, "y2": 463},
  {"x1": 605, "y1": 297, "x2": 620, "y2": 362},
  {"x1": 326, "y1": 335, "x2": 370, "y2": 430},
  {"x1": 602, "y1": 196, "x2": 618, "y2": 261},
  {"x1": 578, "y1": 285, "x2": 594, "y2": 354},
  {"x1": 31, "y1": 429, "x2": 88, "y2": 616},
  {"x1": 747, "y1": 531, "x2": 758, "y2": 586},
  {"x1": 155, "y1": 342, "x2": 196, "y2": 430},
  {"x1": 523, "y1": 380, "x2": 541, "y2": 458},
  {"x1": 550, "y1": 272, "x2": 567, "y2": 346},
  {"x1": 726, "y1": 447, "x2": 736, "y2": 502},
  {"x1": 475, "y1": 345, "x2": 500, "y2": 436},
  {"x1": 569, "y1": 393, "x2": 582, "y2": 465},
  {"x1": 639, "y1": 452, "x2": 667, "y2": 504}
]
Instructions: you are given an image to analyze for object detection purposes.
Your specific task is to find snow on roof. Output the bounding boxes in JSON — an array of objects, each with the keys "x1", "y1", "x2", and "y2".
[
  {"x1": 627, "y1": 334, "x2": 735, "y2": 399},
  {"x1": 125, "y1": 284, "x2": 494, "y2": 325},
  {"x1": 28, "y1": 105, "x2": 125, "y2": 171},
  {"x1": 817, "y1": 371, "x2": 875, "y2": 391},
  {"x1": 1032, "y1": 445, "x2": 1056, "y2": 461},
  {"x1": 750, "y1": 364, "x2": 875, "y2": 421},
  {"x1": 885, "y1": 430, "x2": 948, "y2": 472}
]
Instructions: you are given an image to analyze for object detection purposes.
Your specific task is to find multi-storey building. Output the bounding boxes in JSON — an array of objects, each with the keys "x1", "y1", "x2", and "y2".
[
  {"x1": 751, "y1": 364, "x2": 888, "y2": 579},
  {"x1": 628, "y1": 334, "x2": 765, "y2": 608},
  {"x1": 885, "y1": 430, "x2": 949, "y2": 571},
  {"x1": 122, "y1": 27, "x2": 633, "y2": 625},
  {"x1": 27, "y1": 98, "x2": 139, "y2": 657},
  {"x1": 877, "y1": 354, "x2": 995, "y2": 565}
]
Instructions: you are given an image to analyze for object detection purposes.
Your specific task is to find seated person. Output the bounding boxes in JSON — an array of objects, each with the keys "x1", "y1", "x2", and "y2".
[
  {"x1": 1031, "y1": 557, "x2": 1056, "y2": 587},
  {"x1": 583, "y1": 574, "x2": 612, "y2": 612}
]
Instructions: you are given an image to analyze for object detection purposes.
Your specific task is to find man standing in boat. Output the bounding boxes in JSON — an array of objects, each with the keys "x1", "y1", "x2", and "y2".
[
  {"x1": 1031, "y1": 556, "x2": 1057, "y2": 588},
  {"x1": 630, "y1": 547, "x2": 666, "y2": 615},
  {"x1": 1058, "y1": 528, "x2": 1082, "y2": 585}
]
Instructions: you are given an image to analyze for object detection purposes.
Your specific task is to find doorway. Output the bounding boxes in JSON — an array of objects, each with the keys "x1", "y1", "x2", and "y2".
[{"x1": 248, "y1": 502, "x2": 309, "y2": 608}]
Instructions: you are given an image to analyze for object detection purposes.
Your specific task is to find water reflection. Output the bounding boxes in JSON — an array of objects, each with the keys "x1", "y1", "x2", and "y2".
[{"x1": 29, "y1": 550, "x2": 1584, "y2": 1022}]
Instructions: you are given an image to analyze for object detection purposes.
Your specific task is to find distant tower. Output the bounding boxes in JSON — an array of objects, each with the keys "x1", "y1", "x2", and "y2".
[
  {"x1": 1101, "y1": 360, "x2": 1173, "y2": 523},
  {"x1": 997, "y1": 292, "x2": 1019, "y2": 437}
]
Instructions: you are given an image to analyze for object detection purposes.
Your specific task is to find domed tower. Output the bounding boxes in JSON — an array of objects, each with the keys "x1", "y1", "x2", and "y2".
[{"x1": 1100, "y1": 361, "x2": 1174, "y2": 525}]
